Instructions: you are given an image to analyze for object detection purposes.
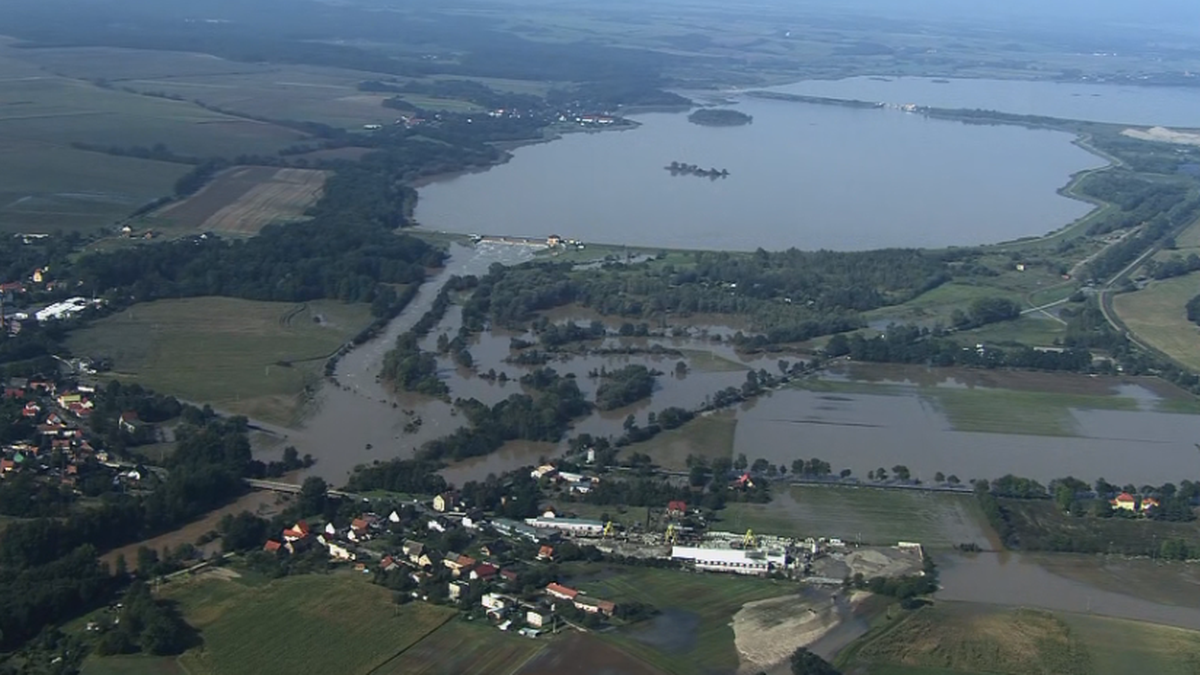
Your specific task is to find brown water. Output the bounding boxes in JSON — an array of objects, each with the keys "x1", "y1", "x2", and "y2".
[
  {"x1": 731, "y1": 379, "x2": 1200, "y2": 485},
  {"x1": 272, "y1": 243, "x2": 1200, "y2": 489},
  {"x1": 937, "y1": 552, "x2": 1200, "y2": 630}
]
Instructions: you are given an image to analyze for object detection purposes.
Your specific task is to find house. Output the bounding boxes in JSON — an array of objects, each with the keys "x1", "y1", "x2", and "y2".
[
  {"x1": 325, "y1": 522, "x2": 337, "y2": 536},
  {"x1": 545, "y1": 582, "x2": 578, "y2": 601},
  {"x1": 499, "y1": 568, "x2": 519, "y2": 584},
  {"x1": 0, "y1": 459, "x2": 14, "y2": 473},
  {"x1": 537, "y1": 545, "x2": 555, "y2": 561},
  {"x1": 263, "y1": 540, "x2": 283, "y2": 553},
  {"x1": 569, "y1": 480, "x2": 593, "y2": 495},
  {"x1": 526, "y1": 610, "x2": 549, "y2": 628},
  {"x1": 118, "y1": 411, "x2": 141, "y2": 434},
  {"x1": 22, "y1": 402, "x2": 39, "y2": 417},
  {"x1": 1141, "y1": 497, "x2": 1161, "y2": 512},
  {"x1": 574, "y1": 597, "x2": 616, "y2": 617},
  {"x1": 388, "y1": 510, "x2": 402, "y2": 523},
  {"x1": 3, "y1": 387, "x2": 23, "y2": 399},
  {"x1": 433, "y1": 491, "x2": 459, "y2": 513},
  {"x1": 471, "y1": 563, "x2": 499, "y2": 581},
  {"x1": 282, "y1": 522, "x2": 311, "y2": 542},
  {"x1": 1110, "y1": 492, "x2": 1138, "y2": 512},
  {"x1": 667, "y1": 500, "x2": 688, "y2": 517},
  {"x1": 530, "y1": 464, "x2": 557, "y2": 480},
  {"x1": 380, "y1": 556, "x2": 401, "y2": 572},
  {"x1": 448, "y1": 580, "x2": 470, "y2": 601},
  {"x1": 481, "y1": 593, "x2": 508, "y2": 610},
  {"x1": 547, "y1": 235, "x2": 563, "y2": 247},
  {"x1": 402, "y1": 540, "x2": 426, "y2": 563},
  {"x1": 732, "y1": 473, "x2": 755, "y2": 489},
  {"x1": 428, "y1": 517, "x2": 448, "y2": 533},
  {"x1": 328, "y1": 543, "x2": 355, "y2": 561},
  {"x1": 444, "y1": 554, "x2": 476, "y2": 575},
  {"x1": 57, "y1": 392, "x2": 82, "y2": 407}
]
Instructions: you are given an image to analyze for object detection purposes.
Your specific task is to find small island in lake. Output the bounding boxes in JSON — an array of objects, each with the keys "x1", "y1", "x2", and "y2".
[
  {"x1": 687, "y1": 108, "x2": 753, "y2": 127},
  {"x1": 665, "y1": 161, "x2": 730, "y2": 178}
]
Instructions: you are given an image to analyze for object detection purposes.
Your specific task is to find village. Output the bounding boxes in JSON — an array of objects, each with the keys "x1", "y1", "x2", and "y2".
[{"x1": 252, "y1": 460, "x2": 928, "y2": 640}]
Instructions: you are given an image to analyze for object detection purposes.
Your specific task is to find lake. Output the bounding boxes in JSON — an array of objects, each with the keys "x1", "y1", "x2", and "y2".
[
  {"x1": 416, "y1": 93, "x2": 1101, "y2": 251},
  {"x1": 766, "y1": 76, "x2": 1200, "y2": 127}
]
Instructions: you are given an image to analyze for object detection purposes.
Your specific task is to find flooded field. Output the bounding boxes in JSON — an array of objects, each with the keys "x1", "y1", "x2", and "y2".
[
  {"x1": 278, "y1": 243, "x2": 1200, "y2": 490},
  {"x1": 514, "y1": 633, "x2": 666, "y2": 675},
  {"x1": 936, "y1": 552, "x2": 1200, "y2": 631}
]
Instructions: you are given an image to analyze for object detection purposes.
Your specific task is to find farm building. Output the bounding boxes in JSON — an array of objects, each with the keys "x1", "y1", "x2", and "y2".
[{"x1": 671, "y1": 546, "x2": 787, "y2": 576}]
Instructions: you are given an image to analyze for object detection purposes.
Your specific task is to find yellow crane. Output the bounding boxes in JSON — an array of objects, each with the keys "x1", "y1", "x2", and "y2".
[
  {"x1": 603, "y1": 521, "x2": 616, "y2": 538},
  {"x1": 743, "y1": 529, "x2": 757, "y2": 548},
  {"x1": 665, "y1": 523, "x2": 678, "y2": 545}
]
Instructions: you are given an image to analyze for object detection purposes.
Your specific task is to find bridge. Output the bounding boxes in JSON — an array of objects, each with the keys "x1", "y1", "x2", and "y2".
[{"x1": 243, "y1": 478, "x2": 362, "y2": 500}]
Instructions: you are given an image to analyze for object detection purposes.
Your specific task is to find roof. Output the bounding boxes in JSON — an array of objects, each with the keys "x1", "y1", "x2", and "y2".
[
  {"x1": 545, "y1": 582, "x2": 578, "y2": 600},
  {"x1": 264, "y1": 540, "x2": 283, "y2": 552},
  {"x1": 1112, "y1": 492, "x2": 1137, "y2": 503},
  {"x1": 499, "y1": 568, "x2": 519, "y2": 581},
  {"x1": 474, "y1": 563, "x2": 499, "y2": 578},
  {"x1": 351, "y1": 518, "x2": 370, "y2": 531},
  {"x1": 295, "y1": 521, "x2": 311, "y2": 535},
  {"x1": 668, "y1": 500, "x2": 687, "y2": 512},
  {"x1": 538, "y1": 545, "x2": 554, "y2": 557},
  {"x1": 282, "y1": 528, "x2": 307, "y2": 539},
  {"x1": 456, "y1": 554, "x2": 477, "y2": 568},
  {"x1": 119, "y1": 411, "x2": 140, "y2": 422}
]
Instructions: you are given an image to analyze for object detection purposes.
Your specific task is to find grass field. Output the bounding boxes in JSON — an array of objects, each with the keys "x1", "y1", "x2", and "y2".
[
  {"x1": 158, "y1": 574, "x2": 455, "y2": 675},
  {"x1": 837, "y1": 601, "x2": 1200, "y2": 675},
  {"x1": 720, "y1": 485, "x2": 995, "y2": 549},
  {"x1": 622, "y1": 410, "x2": 737, "y2": 470},
  {"x1": 153, "y1": 166, "x2": 327, "y2": 235},
  {"x1": 375, "y1": 619, "x2": 545, "y2": 675},
  {"x1": 565, "y1": 565, "x2": 793, "y2": 675},
  {"x1": 1113, "y1": 272, "x2": 1200, "y2": 372},
  {"x1": 66, "y1": 297, "x2": 373, "y2": 425}
]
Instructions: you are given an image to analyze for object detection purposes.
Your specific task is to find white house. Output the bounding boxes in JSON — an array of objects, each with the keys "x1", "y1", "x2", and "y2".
[
  {"x1": 526, "y1": 610, "x2": 548, "y2": 628},
  {"x1": 328, "y1": 543, "x2": 355, "y2": 561},
  {"x1": 481, "y1": 593, "x2": 509, "y2": 611}
]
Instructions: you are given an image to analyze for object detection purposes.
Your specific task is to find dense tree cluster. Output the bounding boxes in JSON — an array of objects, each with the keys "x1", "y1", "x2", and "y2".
[
  {"x1": 826, "y1": 325, "x2": 1094, "y2": 372},
  {"x1": 345, "y1": 458, "x2": 450, "y2": 496},
  {"x1": 594, "y1": 365, "x2": 657, "y2": 410},
  {"x1": 0, "y1": 545, "x2": 113, "y2": 651},
  {"x1": 1078, "y1": 172, "x2": 1193, "y2": 236},
  {"x1": 1144, "y1": 252, "x2": 1200, "y2": 281},
  {"x1": 380, "y1": 332, "x2": 448, "y2": 397},
  {"x1": 95, "y1": 582, "x2": 193, "y2": 656},
  {"x1": 1085, "y1": 196, "x2": 1200, "y2": 281}
]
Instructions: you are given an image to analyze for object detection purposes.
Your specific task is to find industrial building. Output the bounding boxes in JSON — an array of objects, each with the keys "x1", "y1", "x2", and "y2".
[
  {"x1": 523, "y1": 516, "x2": 606, "y2": 536},
  {"x1": 671, "y1": 546, "x2": 788, "y2": 576}
]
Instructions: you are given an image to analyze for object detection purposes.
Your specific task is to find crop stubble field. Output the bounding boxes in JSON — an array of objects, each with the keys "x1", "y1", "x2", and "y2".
[
  {"x1": 65, "y1": 297, "x2": 373, "y2": 425},
  {"x1": 154, "y1": 166, "x2": 328, "y2": 235}
]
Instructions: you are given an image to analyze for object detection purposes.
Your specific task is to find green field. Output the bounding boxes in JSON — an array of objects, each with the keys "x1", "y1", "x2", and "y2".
[
  {"x1": 66, "y1": 297, "x2": 374, "y2": 425},
  {"x1": 720, "y1": 485, "x2": 995, "y2": 549},
  {"x1": 1113, "y1": 272, "x2": 1200, "y2": 372},
  {"x1": 926, "y1": 386, "x2": 1138, "y2": 436},
  {"x1": 153, "y1": 574, "x2": 453, "y2": 675},
  {"x1": 1002, "y1": 499, "x2": 1200, "y2": 556},
  {"x1": 837, "y1": 601, "x2": 1200, "y2": 675},
  {"x1": 375, "y1": 619, "x2": 545, "y2": 675},
  {"x1": 565, "y1": 565, "x2": 792, "y2": 675},
  {"x1": 0, "y1": 48, "x2": 307, "y2": 233},
  {"x1": 622, "y1": 410, "x2": 737, "y2": 470}
]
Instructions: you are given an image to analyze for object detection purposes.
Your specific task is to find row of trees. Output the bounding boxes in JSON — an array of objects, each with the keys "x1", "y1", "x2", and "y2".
[{"x1": 826, "y1": 325, "x2": 1095, "y2": 372}]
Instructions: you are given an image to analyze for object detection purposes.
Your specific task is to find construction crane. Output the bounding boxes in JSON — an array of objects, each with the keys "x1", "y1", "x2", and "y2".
[
  {"x1": 665, "y1": 523, "x2": 678, "y2": 545},
  {"x1": 743, "y1": 529, "x2": 757, "y2": 548},
  {"x1": 602, "y1": 521, "x2": 616, "y2": 538}
]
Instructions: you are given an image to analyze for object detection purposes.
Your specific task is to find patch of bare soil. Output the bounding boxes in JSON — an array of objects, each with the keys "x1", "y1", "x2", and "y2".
[{"x1": 733, "y1": 590, "x2": 869, "y2": 674}]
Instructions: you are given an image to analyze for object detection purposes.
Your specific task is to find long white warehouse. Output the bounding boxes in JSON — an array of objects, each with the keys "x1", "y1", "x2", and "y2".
[{"x1": 671, "y1": 546, "x2": 787, "y2": 575}]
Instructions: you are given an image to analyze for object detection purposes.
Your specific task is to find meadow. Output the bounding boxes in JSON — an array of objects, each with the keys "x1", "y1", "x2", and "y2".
[
  {"x1": 837, "y1": 601, "x2": 1200, "y2": 675},
  {"x1": 374, "y1": 619, "x2": 546, "y2": 675},
  {"x1": 565, "y1": 565, "x2": 793, "y2": 675},
  {"x1": 152, "y1": 166, "x2": 327, "y2": 236},
  {"x1": 172, "y1": 574, "x2": 453, "y2": 675},
  {"x1": 622, "y1": 410, "x2": 737, "y2": 470},
  {"x1": 65, "y1": 297, "x2": 373, "y2": 425},
  {"x1": 720, "y1": 485, "x2": 995, "y2": 549},
  {"x1": 1113, "y1": 271, "x2": 1200, "y2": 372}
]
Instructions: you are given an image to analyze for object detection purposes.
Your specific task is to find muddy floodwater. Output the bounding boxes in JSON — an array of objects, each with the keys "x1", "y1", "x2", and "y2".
[
  {"x1": 937, "y1": 552, "x2": 1200, "y2": 631},
  {"x1": 276, "y1": 244, "x2": 1200, "y2": 489}
]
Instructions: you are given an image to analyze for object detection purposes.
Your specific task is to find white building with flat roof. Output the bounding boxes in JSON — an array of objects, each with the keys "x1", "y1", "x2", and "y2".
[
  {"x1": 524, "y1": 516, "x2": 605, "y2": 536},
  {"x1": 671, "y1": 546, "x2": 787, "y2": 576}
]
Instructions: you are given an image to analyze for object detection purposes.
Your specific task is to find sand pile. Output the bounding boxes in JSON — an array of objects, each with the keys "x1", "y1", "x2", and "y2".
[{"x1": 731, "y1": 594, "x2": 842, "y2": 674}]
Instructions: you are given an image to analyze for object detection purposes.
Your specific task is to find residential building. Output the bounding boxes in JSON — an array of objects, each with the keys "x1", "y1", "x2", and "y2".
[
  {"x1": 433, "y1": 491, "x2": 459, "y2": 513},
  {"x1": 545, "y1": 582, "x2": 579, "y2": 601},
  {"x1": 263, "y1": 540, "x2": 282, "y2": 553},
  {"x1": 526, "y1": 610, "x2": 549, "y2": 628},
  {"x1": 530, "y1": 464, "x2": 557, "y2": 480},
  {"x1": 574, "y1": 598, "x2": 616, "y2": 617},
  {"x1": 537, "y1": 545, "x2": 555, "y2": 561},
  {"x1": 667, "y1": 500, "x2": 688, "y2": 517},
  {"x1": 472, "y1": 563, "x2": 499, "y2": 581},
  {"x1": 402, "y1": 540, "x2": 425, "y2": 564},
  {"x1": 448, "y1": 581, "x2": 470, "y2": 601},
  {"x1": 328, "y1": 543, "x2": 355, "y2": 561},
  {"x1": 481, "y1": 593, "x2": 508, "y2": 610},
  {"x1": 1110, "y1": 492, "x2": 1138, "y2": 512}
]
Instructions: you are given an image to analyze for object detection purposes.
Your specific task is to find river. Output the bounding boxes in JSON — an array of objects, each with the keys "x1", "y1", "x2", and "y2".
[{"x1": 415, "y1": 93, "x2": 1101, "y2": 251}]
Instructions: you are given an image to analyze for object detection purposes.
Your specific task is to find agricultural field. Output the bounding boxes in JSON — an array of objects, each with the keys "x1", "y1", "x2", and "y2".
[
  {"x1": 155, "y1": 574, "x2": 454, "y2": 675},
  {"x1": 153, "y1": 166, "x2": 328, "y2": 235},
  {"x1": 65, "y1": 297, "x2": 374, "y2": 425},
  {"x1": 623, "y1": 410, "x2": 737, "y2": 470},
  {"x1": 1113, "y1": 272, "x2": 1200, "y2": 372},
  {"x1": 720, "y1": 485, "x2": 996, "y2": 549},
  {"x1": 565, "y1": 565, "x2": 793, "y2": 675},
  {"x1": 375, "y1": 619, "x2": 546, "y2": 675},
  {"x1": 515, "y1": 634, "x2": 666, "y2": 675},
  {"x1": 837, "y1": 601, "x2": 1200, "y2": 675},
  {"x1": 0, "y1": 47, "x2": 307, "y2": 233},
  {"x1": 1028, "y1": 553, "x2": 1200, "y2": 610}
]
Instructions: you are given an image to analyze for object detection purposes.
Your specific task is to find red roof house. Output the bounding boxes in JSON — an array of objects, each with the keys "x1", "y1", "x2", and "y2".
[
  {"x1": 471, "y1": 563, "x2": 499, "y2": 581},
  {"x1": 545, "y1": 582, "x2": 579, "y2": 601},
  {"x1": 537, "y1": 545, "x2": 555, "y2": 561},
  {"x1": 264, "y1": 540, "x2": 283, "y2": 552},
  {"x1": 667, "y1": 500, "x2": 687, "y2": 516}
]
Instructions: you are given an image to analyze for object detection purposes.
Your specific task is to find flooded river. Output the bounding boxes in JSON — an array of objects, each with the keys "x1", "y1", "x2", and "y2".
[
  {"x1": 279, "y1": 245, "x2": 1200, "y2": 489},
  {"x1": 937, "y1": 552, "x2": 1200, "y2": 631}
]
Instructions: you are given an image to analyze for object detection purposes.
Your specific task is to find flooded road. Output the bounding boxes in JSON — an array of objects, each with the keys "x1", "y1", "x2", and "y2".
[{"x1": 937, "y1": 552, "x2": 1200, "y2": 631}]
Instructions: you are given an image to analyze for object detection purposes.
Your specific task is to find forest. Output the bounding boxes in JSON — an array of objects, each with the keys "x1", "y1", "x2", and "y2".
[
  {"x1": 687, "y1": 108, "x2": 753, "y2": 126},
  {"x1": 594, "y1": 365, "x2": 658, "y2": 411}
]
